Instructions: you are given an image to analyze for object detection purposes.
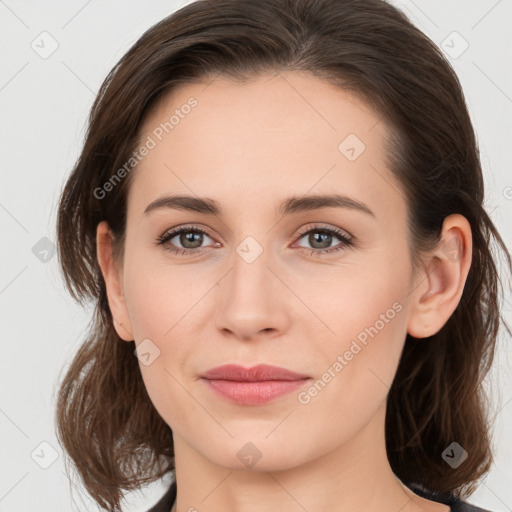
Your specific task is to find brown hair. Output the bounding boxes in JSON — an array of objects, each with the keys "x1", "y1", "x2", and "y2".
[{"x1": 55, "y1": 0, "x2": 511, "y2": 510}]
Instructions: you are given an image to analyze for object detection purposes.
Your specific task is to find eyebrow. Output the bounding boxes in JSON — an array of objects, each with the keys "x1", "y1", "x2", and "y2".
[{"x1": 143, "y1": 193, "x2": 375, "y2": 218}]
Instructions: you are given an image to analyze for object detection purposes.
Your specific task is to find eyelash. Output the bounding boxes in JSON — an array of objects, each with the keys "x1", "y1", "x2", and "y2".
[{"x1": 155, "y1": 223, "x2": 354, "y2": 257}]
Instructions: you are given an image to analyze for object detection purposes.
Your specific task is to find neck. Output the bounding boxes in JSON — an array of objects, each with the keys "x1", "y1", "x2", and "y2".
[{"x1": 169, "y1": 403, "x2": 430, "y2": 512}]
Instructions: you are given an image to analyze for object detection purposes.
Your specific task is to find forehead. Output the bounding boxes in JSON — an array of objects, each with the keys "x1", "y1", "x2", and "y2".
[{"x1": 129, "y1": 71, "x2": 405, "y2": 223}]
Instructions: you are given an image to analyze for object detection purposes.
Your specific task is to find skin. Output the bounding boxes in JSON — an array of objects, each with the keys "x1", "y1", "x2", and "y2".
[{"x1": 97, "y1": 71, "x2": 472, "y2": 512}]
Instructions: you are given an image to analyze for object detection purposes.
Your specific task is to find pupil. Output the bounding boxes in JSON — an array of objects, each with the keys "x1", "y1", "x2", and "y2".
[
  {"x1": 181, "y1": 231, "x2": 202, "y2": 248},
  {"x1": 310, "y1": 232, "x2": 331, "y2": 249}
]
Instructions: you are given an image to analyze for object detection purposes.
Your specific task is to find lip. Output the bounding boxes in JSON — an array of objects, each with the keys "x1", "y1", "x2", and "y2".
[
  {"x1": 200, "y1": 364, "x2": 311, "y2": 405},
  {"x1": 201, "y1": 364, "x2": 310, "y2": 381}
]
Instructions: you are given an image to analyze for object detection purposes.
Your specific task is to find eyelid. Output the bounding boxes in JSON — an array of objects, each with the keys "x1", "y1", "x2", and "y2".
[
  {"x1": 158, "y1": 223, "x2": 217, "y2": 242},
  {"x1": 294, "y1": 223, "x2": 353, "y2": 241}
]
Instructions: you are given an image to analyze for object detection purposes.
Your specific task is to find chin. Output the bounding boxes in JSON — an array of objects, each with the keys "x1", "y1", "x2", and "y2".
[{"x1": 198, "y1": 436, "x2": 315, "y2": 473}]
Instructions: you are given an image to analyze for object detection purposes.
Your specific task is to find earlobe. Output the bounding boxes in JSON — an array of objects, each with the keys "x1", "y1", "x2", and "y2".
[
  {"x1": 96, "y1": 221, "x2": 134, "y2": 342},
  {"x1": 112, "y1": 317, "x2": 134, "y2": 341},
  {"x1": 406, "y1": 214, "x2": 472, "y2": 339}
]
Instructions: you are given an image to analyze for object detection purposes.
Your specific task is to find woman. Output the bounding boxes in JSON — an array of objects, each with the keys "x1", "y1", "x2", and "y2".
[{"x1": 55, "y1": 0, "x2": 510, "y2": 511}]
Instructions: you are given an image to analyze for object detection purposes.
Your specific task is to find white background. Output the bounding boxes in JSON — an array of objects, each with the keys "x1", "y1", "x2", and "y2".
[{"x1": 0, "y1": 1, "x2": 511, "y2": 511}]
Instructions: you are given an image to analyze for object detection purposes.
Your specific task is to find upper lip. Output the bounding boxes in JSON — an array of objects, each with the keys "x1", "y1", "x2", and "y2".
[{"x1": 201, "y1": 364, "x2": 310, "y2": 382}]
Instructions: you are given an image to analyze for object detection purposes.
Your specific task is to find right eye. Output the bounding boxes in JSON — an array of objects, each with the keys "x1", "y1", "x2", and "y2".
[{"x1": 156, "y1": 225, "x2": 221, "y2": 256}]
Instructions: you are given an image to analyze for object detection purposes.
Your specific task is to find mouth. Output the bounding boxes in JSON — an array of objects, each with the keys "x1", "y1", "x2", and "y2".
[{"x1": 200, "y1": 364, "x2": 312, "y2": 405}]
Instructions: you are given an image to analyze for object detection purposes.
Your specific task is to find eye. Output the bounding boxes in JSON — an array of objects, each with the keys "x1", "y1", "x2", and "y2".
[
  {"x1": 293, "y1": 224, "x2": 354, "y2": 256},
  {"x1": 155, "y1": 223, "x2": 354, "y2": 257},
  {"x1": 155, "y1": 225, "x2": 219, "y2": 255}
]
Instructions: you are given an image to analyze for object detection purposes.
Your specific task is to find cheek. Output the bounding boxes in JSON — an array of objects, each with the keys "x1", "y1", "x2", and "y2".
[
  {"x1": 122, "y1": 249, "x2": 204, "y2": 341},
  {"x1": 122, "y1": 252, "x2": 210, "y2": 412},
  {"x1": 124, "y1": 264, "x2": 202, "y2": 429},
  {"x1": 301, "y1": 250, "x2": 411, "y2": 396},
  {"x1": 294, "y1": 295, "x2": 408, "y2": 451},
  {"x1": 297, "y1": 259, "x2": 409, "y2": 351},
  {"x1": 318, "y1": 293, "x2": 407, "y2": 398}
]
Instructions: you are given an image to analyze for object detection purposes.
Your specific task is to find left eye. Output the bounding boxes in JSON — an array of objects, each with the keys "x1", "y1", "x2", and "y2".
[{"x1": 293, "y1": 226, "x2": 353, "y2": 255}]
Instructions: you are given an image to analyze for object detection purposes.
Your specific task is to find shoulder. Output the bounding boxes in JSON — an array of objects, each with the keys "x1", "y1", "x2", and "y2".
[
  {"x1": 408, "y1": 482, "x2": 493, "y2": 512},
  {"x1": 146, "y1": 479, "x2": 177, "y2": 512}
]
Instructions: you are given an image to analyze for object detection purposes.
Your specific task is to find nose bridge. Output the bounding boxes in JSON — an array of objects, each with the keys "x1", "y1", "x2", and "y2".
[
  {"x1": 214, "y1": 231, "x2": 287, "y2": 339},
  {"x1": 229, "y1": 233, "x2": 273, "y2": 303}
]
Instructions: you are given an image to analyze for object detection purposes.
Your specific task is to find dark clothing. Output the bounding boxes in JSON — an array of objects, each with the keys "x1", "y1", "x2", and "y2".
[
  {"x1": 146, "y1": 479, "x2": 491, "y2": 512},
  {"x1": 408, "y1": 482, "x2": 491, "y2": 512}
]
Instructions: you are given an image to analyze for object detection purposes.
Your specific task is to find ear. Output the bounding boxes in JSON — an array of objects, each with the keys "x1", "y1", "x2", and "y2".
[
  {"x1": 96, "y1": 221, "x2": 134, "y2": 341},
  {"x1": 407, "y1": 214, "x2": 472, "y2": 339}
]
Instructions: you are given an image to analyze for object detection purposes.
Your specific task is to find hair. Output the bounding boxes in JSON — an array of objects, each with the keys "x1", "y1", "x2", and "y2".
[{"x1": 54, "y1": 0, "x2": 511, "y2": 510}]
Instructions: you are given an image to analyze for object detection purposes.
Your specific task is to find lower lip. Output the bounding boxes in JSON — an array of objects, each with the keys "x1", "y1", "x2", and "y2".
[{"x1": 202, "y1": 378, "x2": 309, "y2": 405}]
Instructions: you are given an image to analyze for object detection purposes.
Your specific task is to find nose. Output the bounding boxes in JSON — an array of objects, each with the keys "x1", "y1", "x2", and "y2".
[{"x1": 214, "y1": 242, "x2": 290, "y2": 341}]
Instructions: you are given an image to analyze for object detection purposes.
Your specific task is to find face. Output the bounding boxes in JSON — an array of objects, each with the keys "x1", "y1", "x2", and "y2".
[{"x1": 108, "y1": 71, "x2": 419, "y2": 471}]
